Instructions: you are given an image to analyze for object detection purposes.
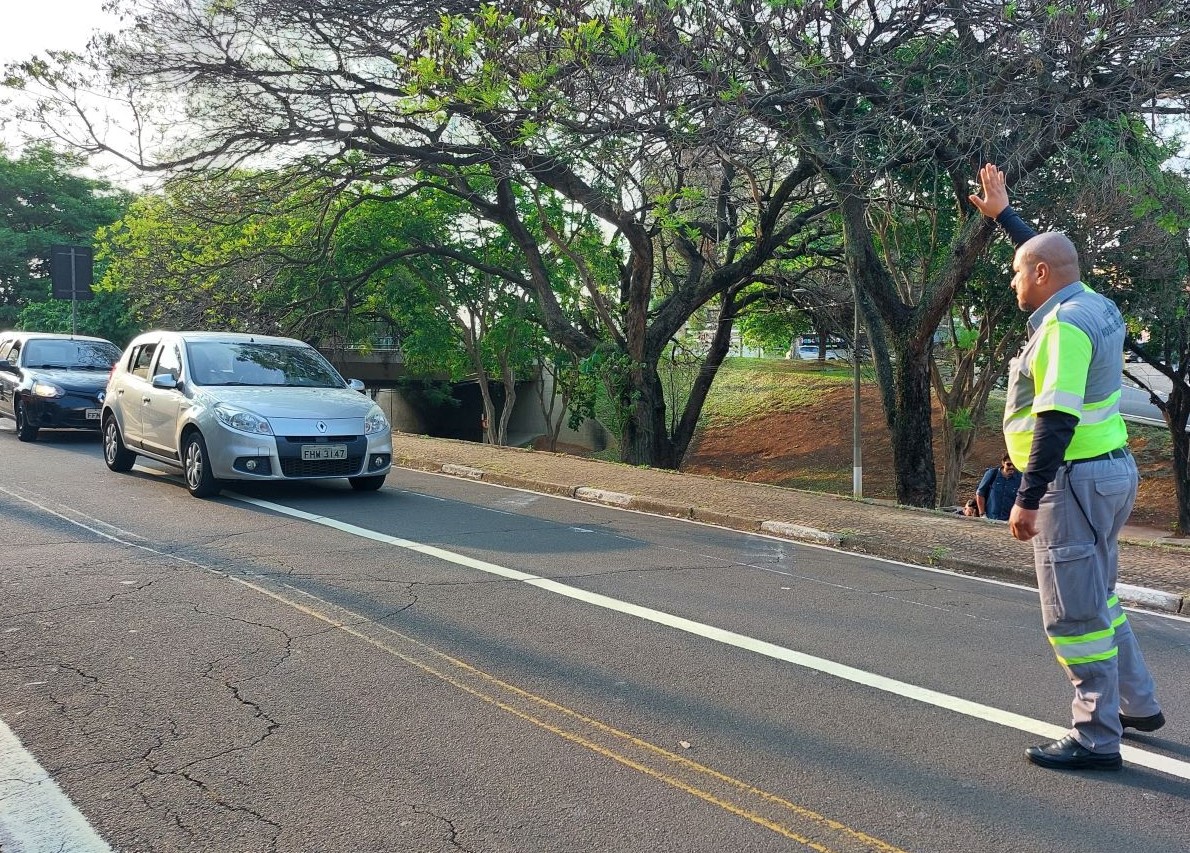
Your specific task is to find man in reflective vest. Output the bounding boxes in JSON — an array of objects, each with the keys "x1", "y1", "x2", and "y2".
[{"x1": 971, "y1": 164, "x2": 1164, "y2": 771}]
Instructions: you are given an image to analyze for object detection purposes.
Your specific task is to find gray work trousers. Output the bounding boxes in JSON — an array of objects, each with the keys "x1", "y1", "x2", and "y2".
[{"x1": 1032, "y1": 452, "x2": 1161, "y2": 752}]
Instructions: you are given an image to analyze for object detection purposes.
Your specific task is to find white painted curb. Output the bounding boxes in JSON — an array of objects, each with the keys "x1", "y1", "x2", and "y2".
[
  {"x1": 574, "y1": 487, "x2": 634, "y2": 507},
  {"x1": 441, "y1": 463, "x2": 484, "y2": 479},
  {"x1": 760, "y1": 520, "x2": 842, "y2": 546},
  {"x1": 1116, "y1": 582, "x2": 1184, "y2": 615}
]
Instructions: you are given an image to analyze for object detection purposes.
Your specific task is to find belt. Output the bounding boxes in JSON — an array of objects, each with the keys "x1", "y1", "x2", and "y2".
[{"x1": 1070, "y1": 447, "x2": 1128, "y2": 464}]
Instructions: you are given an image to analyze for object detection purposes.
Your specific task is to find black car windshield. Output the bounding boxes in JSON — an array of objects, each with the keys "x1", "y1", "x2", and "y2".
[
  {"x1": 185, "y1": 341, "x2": 345, "y2": 388},
  {"x1": 23, "y1": 339, "x2": 121, "y2": 369}
]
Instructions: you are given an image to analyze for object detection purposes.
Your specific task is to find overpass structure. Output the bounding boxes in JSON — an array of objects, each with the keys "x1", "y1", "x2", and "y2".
[{"x1": 319, "y1": 346, "x2": 415, "y2": 387}]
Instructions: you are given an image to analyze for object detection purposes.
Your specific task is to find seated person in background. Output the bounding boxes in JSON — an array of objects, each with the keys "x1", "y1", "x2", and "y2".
[
  {"x1": 976, "y1": 453, "x2": 1023, "y2": 521},
  {"x1": 954, "y1": 498, "x2": 980, "y2": 517}
]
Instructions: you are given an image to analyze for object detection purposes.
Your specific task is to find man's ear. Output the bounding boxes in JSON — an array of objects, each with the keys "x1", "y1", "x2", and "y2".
[{"x1": 1034, "y1": 260, "x2": 1049, "y2": 285}]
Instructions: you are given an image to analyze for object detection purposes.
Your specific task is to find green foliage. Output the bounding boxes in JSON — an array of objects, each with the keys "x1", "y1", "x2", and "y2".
[
  {"x1": 16, "y1": 290, "x2": 140, "y2": 345},
  {"x1": 947, "y1": 407, "x2": 975, "y2": 432},
  {"x1": 580, "y1": 344, "x2": 641, "y2": 441},
  {"x1": 737, "y1": 300, "x2": 810, "y2": 356},
  {"x1": 0, "y1": 143, "x2": 131, "y2": 331}
]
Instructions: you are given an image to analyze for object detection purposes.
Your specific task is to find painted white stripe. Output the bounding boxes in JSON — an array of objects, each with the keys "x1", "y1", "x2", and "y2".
[
  {"x1": 0, "y1": 720, "x2": 113, "y2": 852},
  {"x1": 234, "y1": 494, "x2": 1190, "y2": 780}
]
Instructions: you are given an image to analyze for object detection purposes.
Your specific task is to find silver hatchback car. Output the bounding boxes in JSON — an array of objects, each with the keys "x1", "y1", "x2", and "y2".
[{"x1": 102, "y1": 331, "x2": 392, "y2": 497}]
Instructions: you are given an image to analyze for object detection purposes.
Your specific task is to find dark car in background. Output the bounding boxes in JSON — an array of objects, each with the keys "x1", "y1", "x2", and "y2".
[{"x1": 0, "y1": 331, "x2": 122, "y2": 442}]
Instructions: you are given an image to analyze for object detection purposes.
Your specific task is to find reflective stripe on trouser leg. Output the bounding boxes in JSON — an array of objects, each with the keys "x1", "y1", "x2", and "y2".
[
  {"x1": 1099, "y1": 456, "x2": 1162, "y2": 719},
  {"x1": 1110, "y1": 608, "x2": 1162, "y2": 718},
  {"x1": 1032, "y1": 464, "x2": 1120, "y2": 752}
]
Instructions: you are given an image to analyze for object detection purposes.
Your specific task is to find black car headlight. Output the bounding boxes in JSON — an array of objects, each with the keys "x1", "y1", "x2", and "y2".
[{"x1": 31, "y1": 380, "x2": 65, "y2": 398}]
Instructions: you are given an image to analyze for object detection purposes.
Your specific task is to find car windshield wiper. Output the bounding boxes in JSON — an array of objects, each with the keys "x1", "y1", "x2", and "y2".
[{"x1": 25, "y1": 364, "x2": 68, "y2": 369}]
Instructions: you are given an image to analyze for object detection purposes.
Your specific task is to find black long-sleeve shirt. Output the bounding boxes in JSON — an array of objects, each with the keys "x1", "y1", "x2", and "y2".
[{"x1": 994, "y1": 207, "x2": 1080, "y2": 510}]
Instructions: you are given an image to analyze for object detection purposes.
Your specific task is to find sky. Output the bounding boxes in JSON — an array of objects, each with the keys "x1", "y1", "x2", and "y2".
[
  {"x1": 0, "y1": 0, "x2": 118, "y2": 68},
  {"x1": 0, "y1": 0, "x2": 139, "y2": 180}
]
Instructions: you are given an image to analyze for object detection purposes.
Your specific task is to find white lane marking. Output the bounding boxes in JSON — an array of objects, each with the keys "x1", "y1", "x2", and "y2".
[
  {"x1": 409, "y1": 469, "x2": 1190, "y2": 623},
  {"x1": 0, "y1": 720, "x2": 114, "y2": 852},
  {"x1": 3, "y1": 482, "x2": 1185, "y2": 777},
  {"x1": 233, "y1": 494, "x2": 1190, "y2": 780}
]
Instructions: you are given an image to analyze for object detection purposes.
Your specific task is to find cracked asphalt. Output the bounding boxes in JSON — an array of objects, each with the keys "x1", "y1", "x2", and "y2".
[{"x1": 1, "y1": 430, "x2": 1188, "y2": 853}]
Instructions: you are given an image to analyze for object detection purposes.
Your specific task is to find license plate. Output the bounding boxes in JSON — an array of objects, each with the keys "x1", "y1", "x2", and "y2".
[
  {"x1": 85, "y1": 409, "x2": 101, "y2": 420},
  {"x1": 301, "y1": 444, "x2": 347, "y2": 461}
]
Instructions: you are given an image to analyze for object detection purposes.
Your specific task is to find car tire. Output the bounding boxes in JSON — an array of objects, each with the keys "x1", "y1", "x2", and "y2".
[
  {"x1": 14, "y1": 399, "x2": 39, "y2": 442},
  {"x1": 348, "y1": 474, "x2": 386, "y2": 492},
  {"x1": 183, "y1": 431, "x2": 222, "y2": 498},
  {"x1": 102, "y1": 415, "x2": 136, "y2": 472}
]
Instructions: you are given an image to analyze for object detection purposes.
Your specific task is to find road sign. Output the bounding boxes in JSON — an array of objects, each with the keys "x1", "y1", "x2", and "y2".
[{"x1": 50, "y1": 245, "x2": 94, "y2": 300}]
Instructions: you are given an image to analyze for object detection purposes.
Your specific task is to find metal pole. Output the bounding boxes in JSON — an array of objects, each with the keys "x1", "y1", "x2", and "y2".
[
  {"x1": 69, "y1": 248, "x2": 78, "y2": 337},
  {"x1": 852, "y1": 287, "x2": 863, "y2": 498}
]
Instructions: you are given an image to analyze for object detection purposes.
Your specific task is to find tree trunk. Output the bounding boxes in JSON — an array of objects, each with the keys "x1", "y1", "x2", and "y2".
[
  {"x1": 937, "y1": 419, "x2": 978, "y2": 508},
  {"x1": 890, "y1": 340, "x2": 937, "y2": 507},
  {"x1": 1163, "y1": 381, "x2": 1190, "y2": 536},
  {"x1": 619, "y1": 361, "x2": 679, "y2": 469},
  {"x1": 671, "y1": 293, "x2": 739, "y2": 467}
]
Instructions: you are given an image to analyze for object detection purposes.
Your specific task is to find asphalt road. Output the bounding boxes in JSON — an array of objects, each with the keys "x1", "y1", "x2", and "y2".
[{"x1": 1, "y1": 427, "x2": 1189, "y2": 853}]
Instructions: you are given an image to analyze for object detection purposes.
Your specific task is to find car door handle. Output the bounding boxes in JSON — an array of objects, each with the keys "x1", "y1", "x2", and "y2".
[{"x1": 142, "y1": 397, "x2": 152, "y2": 404}]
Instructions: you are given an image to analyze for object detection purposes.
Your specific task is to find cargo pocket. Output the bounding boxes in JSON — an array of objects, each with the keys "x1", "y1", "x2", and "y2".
[
  {"x1": 1038, "y1": 542, "x2": 1100, "y2": 631},
  {"x1": 1094, "y1": 476, "x2": 1130, "y2": 497}
]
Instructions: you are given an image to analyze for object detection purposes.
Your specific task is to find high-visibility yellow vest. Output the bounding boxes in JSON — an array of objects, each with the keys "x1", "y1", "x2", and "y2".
[{"x1": 1003, "y1": 282, "x2": 1128, "y2": 468}]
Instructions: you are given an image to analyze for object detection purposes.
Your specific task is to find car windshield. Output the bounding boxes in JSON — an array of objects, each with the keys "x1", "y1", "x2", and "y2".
[
  {"x1": 23, "y1": 339, "x2": 120, "y2": 369},
  {"x1": 185, "y1": 341, "x2": 345, "y2": 388}
]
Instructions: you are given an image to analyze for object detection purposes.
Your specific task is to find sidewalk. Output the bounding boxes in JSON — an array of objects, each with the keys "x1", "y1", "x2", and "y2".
[{"x1": 390, "y1": 433, "x2": 1189, "y2": 616}]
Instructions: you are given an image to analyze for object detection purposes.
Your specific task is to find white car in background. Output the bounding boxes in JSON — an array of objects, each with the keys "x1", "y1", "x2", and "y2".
[
  {"x1": 795, "y1": 344, "x2": 846, "y2": 361},
  {"x1": 102, "y1": 331, "x2": 392, "y2": 497}
]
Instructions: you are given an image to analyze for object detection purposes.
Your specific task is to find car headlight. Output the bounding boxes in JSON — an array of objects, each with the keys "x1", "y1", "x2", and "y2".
[
  {"x1": 213, "y1": 403, "x2": 273, "y2": 435},
  {"x1": 31, "y1": 380, "x2": 64, "y2": 398},
  {"x1": 364, "y1": 406, "x2": 390, "y2": 435}
]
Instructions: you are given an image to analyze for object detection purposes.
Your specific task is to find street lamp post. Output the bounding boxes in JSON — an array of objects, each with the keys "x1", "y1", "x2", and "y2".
[{"x1": 852, "y1": 288, "x2": 863, "y2": 498}]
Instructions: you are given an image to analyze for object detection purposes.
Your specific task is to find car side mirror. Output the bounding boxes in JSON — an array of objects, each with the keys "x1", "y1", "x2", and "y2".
[
  {"x1": 0, "y1": 362, "x2": 16, "y2": 374},
  {"x1": 348, "y1": 378, "x2": 366, "y2": 393},
  {"x1": 152, "y1": 373, "x2": 180, "y2": 390}
]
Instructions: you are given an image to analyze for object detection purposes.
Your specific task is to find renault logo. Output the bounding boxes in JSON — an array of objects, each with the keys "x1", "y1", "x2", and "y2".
[{"x1": 317, "y1": 421, "x2": 327, "y2": 433}]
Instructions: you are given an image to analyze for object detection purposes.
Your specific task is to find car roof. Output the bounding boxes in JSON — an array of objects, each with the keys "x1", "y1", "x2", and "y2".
[
  {"x1": 0, "y1": 330, "x2": 115, "y2": 344},
  {"x1": 138, "y1": 331, "x2": 309, "y2": 347}
]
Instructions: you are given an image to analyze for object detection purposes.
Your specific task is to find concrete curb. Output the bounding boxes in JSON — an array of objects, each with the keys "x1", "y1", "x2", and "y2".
[
  {"x1": 399, "y1": 458, "x2": 1187, "y2": 616},
  {"x1": 1116, "y1": 583, "x2": 1185, "y2": 615}
]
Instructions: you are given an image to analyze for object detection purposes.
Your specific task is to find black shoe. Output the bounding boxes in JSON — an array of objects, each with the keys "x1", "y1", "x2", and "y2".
[
  {"x1": 1120, "y1": 711, "x2": 1165, "y2": 733},
  {"x1": 1026, "y1": 735, "x2": 1122, "y2": 771}
]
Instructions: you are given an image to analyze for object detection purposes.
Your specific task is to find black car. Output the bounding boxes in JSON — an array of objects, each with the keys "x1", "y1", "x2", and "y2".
[{"x1": 0, "y1": 331, "x2": 122, "y2": 442}]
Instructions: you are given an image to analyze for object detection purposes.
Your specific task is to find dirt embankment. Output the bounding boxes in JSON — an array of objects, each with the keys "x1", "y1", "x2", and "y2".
[{"x1": 680, "y1": 384, "x2": 1178, "y2": 533}]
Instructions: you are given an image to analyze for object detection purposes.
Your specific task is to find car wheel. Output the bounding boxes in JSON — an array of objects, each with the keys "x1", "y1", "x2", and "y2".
[
  {"x1": 348, "y1": 474, "x2": 386, "y2": 492},
  {"x1": 102, "y1": 415, "x2": 136, "y2": 472},
  {"x1": 14, "y1": 399, "x2": 39, "y2": 442},
  {"x1": 183, "y1": 431, "x2": 222, "y2": 498}
]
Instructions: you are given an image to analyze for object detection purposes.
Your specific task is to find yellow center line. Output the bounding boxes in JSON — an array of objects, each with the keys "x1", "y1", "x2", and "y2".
[{"x1": 235, "y1": 575, "x2": 910, "y2": 853}]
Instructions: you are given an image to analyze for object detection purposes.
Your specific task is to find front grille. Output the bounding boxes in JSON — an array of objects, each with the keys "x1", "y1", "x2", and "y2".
[
  {"x1": 280, "y1": 455, "x2": 364, "y2": 478},
  {"x1": 281, "y1": 435, "x2": 356, "y2": 443}
]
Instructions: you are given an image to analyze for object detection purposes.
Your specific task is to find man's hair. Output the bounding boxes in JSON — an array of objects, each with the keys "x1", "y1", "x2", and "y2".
[{"x1": 1001, "y1": 453, "x2": 1013, "y2": 464}]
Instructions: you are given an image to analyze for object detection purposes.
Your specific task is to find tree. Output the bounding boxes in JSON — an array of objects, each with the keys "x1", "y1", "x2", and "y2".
[
  {"x1": 15, "y1": 0, "x2": 835, "y2": 469},
  {"x1": 644, "y1": 0, "x2": 1190, "y2": 505},
  {"x1": 0, "y1": 143, "x2": 131, "y2": 337}
]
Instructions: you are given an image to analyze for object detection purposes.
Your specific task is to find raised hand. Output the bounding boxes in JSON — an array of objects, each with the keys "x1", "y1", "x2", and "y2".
[{"x1": 968, "y1": 162, "x2": 1009, "y2": 218}]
